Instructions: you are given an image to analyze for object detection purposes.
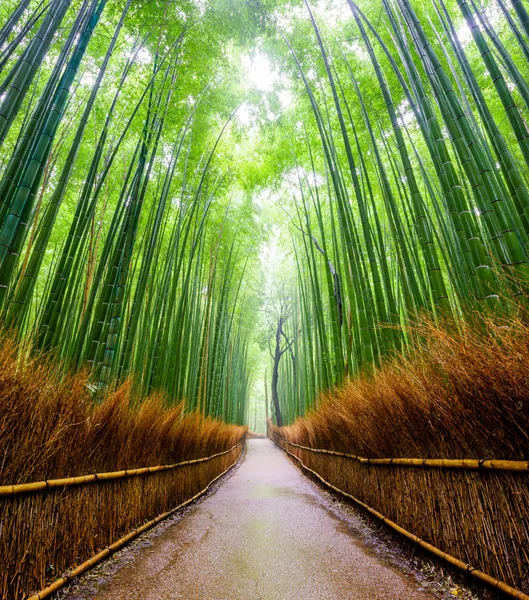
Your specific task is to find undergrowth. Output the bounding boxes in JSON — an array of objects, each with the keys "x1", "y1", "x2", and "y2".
[
  {"x1": 282, "y1": 305, "x2": 529, "y2": 460},
  {"x1": 0, "y1": 338, "x2": 245, "y2": 486}
]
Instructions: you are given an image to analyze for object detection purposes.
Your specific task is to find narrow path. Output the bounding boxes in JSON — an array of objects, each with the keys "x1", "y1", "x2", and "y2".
[{"x1": 83, "y1": 440, "x2": 436, "y2": 599}]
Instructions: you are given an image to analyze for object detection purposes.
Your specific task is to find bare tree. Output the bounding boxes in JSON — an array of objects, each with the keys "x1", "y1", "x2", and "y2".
[{"x1": 267, "y1": 293, "x2": 298, "y2": 427}]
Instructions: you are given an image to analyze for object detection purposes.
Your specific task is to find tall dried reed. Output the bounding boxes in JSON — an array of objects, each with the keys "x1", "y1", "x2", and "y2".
[
  {"x1": 282, "y1": 308, "x2": 529, "y2": 461},
  {"x1": 0, "y1": 339, "x2": 246, "y2": 599}
]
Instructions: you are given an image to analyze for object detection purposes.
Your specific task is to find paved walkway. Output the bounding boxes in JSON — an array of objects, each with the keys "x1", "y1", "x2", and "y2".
[{"x1": 89, "y1": 439, "x2": 434, "y2": 600}]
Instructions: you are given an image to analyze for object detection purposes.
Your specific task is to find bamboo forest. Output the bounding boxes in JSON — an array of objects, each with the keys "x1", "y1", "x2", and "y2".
[{"x1": 1, "y1": 0, "x2": 529, "y2": 598}]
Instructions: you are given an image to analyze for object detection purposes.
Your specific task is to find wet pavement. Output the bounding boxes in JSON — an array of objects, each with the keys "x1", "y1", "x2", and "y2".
[{"x1": 85, "y1": 439, "x2": 436, "y2": 600}]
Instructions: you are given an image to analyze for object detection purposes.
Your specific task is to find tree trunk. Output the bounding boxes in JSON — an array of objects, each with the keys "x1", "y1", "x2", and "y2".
[
  {"x1": 264, "y1": 369, "x2": 269, "y2": 422},
  {"x1": 271, "y1": 317, "x2": 284, "y2": 427}
]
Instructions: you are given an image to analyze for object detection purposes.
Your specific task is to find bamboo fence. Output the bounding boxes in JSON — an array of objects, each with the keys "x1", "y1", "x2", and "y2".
[
  {"x1": 1, "y1": 439, "x2": 244, "y2": 600},
  {"x1": 269, "y1": 426, "x2": 529, "y2": 599},
  {"x1": 273, "y1": 436, "x2": 529, "y2": 472}
]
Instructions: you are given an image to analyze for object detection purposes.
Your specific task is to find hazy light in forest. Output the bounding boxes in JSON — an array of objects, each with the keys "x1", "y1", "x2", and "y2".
[{"x1": 241, "y1": 52, "x2": 278, "y2": 92}]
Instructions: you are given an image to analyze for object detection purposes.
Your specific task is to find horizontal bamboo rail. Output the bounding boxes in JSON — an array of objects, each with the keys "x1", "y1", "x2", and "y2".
[
  {"x1": 0, "y1": 441, "x2": 243, "y2": 497},
  {"x1": 275, "y1": 435, "x2": 529, "y2": 472},
  {"x1": 271, "y1": 434, "x2": 529, "y2": 600},
  {"x1": 26, "y1": 447, "x2": 243, "y2": 600}
]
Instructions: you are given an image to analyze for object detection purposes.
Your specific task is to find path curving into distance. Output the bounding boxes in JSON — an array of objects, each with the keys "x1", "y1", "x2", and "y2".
[{"x1": 74, "y1": 439, "x2": 436, "y2": 599}]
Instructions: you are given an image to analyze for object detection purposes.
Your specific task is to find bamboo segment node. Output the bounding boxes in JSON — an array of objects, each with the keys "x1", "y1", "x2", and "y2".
[
  {"x1": 0, "y1": 441, "x2": 243, "y2": 497},
  {"x1": 275, "y1": 436, "x2": 529, "y2": 472}
]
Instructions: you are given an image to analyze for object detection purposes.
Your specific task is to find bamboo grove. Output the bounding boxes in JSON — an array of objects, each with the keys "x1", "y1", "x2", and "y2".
[
  {"x1": 0, "y1": 0, "x2": 266, "y2": 423},
  {"x1": 269, "y1": 0, "x2": 529, "y2": 425},
  {"x1": 2, "y1": 0, "x2": 529, "y2": 430}
]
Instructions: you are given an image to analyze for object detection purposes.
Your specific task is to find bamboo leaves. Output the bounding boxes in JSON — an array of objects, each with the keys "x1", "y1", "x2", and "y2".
[
  {"x1": 271, "y1": 0, "x2": 529, "y2": 424},
  {"x1": 0, "y1": 0, "x2": 257, "y2": 424}
]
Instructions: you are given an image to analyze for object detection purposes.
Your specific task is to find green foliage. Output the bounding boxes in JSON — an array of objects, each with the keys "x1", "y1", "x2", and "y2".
[
  {"x1": 2, "y1": 0, "x2": 529, "y2": 428},
  {"x1": 254, "y1": 0, "x2": 529, "y2": 424}
]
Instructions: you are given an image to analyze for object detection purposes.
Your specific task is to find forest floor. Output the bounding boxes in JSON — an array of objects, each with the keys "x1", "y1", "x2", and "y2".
[{"x1": 59, "y1": 439, "x2": 481, "y2": 600}]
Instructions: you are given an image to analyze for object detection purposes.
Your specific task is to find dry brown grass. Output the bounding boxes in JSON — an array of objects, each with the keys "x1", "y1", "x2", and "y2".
[
  {"x1": 273, "y1": 308, "x2": 529, "y2": 596},
  {"x1": 0, "y1": 339, "x2": 245, "y2": 599},
  {"x1": 282, "y1": 309, "x2": 529, "y2": 461}
]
